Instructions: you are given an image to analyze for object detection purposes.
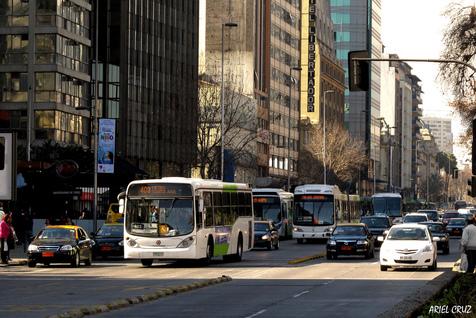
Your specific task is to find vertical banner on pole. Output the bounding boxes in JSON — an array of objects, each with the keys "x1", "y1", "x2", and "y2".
[{"x1": 98, "y1": 118, "x2": 116, "y2": 174}]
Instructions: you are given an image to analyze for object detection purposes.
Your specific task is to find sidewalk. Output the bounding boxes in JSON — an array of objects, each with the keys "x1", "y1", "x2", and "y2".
[{"x1": 3, "y1": 247, "x2": 27, "y2": 266}]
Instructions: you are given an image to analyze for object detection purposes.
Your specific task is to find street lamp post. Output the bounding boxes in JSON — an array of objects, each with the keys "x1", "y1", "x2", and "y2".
[
  {"x1": 415, "y1": 139, "x2": 420, "y2": 200},
  {"x1": 323, "y1": 90, "x2": 334, "y2": 185},
  {"x1": 287, "y1": 66, "x2": 301, "y2": 191},
  {"x1": 220, "y1": 22, "x2": 238, "y2": 181},
  {"x1": 93, "y1": 0, "x2": 99, "y2": 233}
]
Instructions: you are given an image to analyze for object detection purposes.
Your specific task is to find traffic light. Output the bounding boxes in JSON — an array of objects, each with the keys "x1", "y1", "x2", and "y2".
[
  {"x1": 468, "y1": 176, "x2": 476, "y2": 197},
  {"x1": 348, "y1": 50, "x2": 369, "y2": 91}
]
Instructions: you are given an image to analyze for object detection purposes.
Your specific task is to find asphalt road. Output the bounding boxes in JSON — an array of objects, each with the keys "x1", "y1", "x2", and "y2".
[{"x1": 0, "y1": 238, "x2": 461, "y2": 318}]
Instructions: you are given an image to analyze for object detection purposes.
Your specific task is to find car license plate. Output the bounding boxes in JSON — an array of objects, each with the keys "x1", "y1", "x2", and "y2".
[
  {"x1": 399, "y1": 256, "x2": 412, "y2": 260},
  {"x1": 153, "y1": 252, "x2": 164, "y2": 257},
  {"x1": 100, "y1": 246, "x2": 112, "y2": 251},
  {"x1": 42, "y1": 252, "x2": 54, "y2": 257},
  {"x1": 341, "y1": 246, "x2": 352, "y2": 251}
]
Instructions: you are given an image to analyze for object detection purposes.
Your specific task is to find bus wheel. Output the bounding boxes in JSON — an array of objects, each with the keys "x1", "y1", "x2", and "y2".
[
  {"x1": 141, "y1": 259, "x2": 153, "y2": 267},
  {"x1": 233, "y1": 236, "x2": 243, "y2": 262}
]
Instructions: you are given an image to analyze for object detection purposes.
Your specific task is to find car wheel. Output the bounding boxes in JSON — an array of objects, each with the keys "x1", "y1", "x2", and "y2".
[
  {"x1": 429, "y1": 259, "x2": 437, "y2": 271},
  {"x1": 297, "y1": 239, "x2": 304, "y2": 244},
  {"x1": 84, "y1": 252, "x2": 92, "y2": 266},
  {"x1": 27, "y1": 260, "x2": 36, "y2": 268},
  {"x1": 274, "y1": 239, "x2": 280, "y2": 250},
  {"x1": 70, "y1": 252, "x2": 80, "y2": 268},
  {"x1": 141, "y1": 259, "x2": 153, "y2": 267},
  {"x1": 380, "y1": 265, "x2": 388, "y2": 271}
]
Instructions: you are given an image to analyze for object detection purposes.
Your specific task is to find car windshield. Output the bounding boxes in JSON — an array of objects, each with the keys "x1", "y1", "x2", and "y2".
[
  {"x1": 448, "y1": 219, "x2": 466, "y2": 226},
  {"x1": 387, "y1": 227, "x2": 428, "y2": 240},
  {"x1": 425, "y1": 224, "x2": 444, "y2": 233},
  {"x1": 403, "y1": 215, "x2": 427, "y2": 223},
  {"x1": 254, "y1": 223, "x2": 270, "y2": 232},
  {"x1": 361, "y1": 217, "x2": 390, "y2": 228},
  {"x1": 97, "y1": 225, "x2": 123, "y2": 237},
  {"x1": 443, "y1": 212, "x2": 459, "y2": 219},
  {"x1": 38, "y1": 228, "x2": 75, "y2": 240},
  {"x1": 333, "y1": 226, "x2": 366, "y2": 236},
  {"x1": 126, "y1": 198, "x2": 194, "y2": 237}
]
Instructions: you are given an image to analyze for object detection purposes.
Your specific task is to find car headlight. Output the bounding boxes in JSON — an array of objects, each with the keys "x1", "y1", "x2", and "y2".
[
  {"x1": 261, "y1": 235, "x2": 270, "y2": 240},
  {"x1": 60, "y1": 245, "x2": 73, "y2": 251},
  {"x1": 325, "y1": 227, "x2": 334, "y2": 233},
  {"x1": 422, "y1": 245, "x2": 432, "y2": 252},
  {"x1": 177, "y1": 236, "x2": 194, "y2": 248},
  {"x1": 329, "y1": 240, "x2": 336, "y2": 246},
  {"x1": 118, "y1": 240, "x2": 124, "y2": 246},
  {"x1": 357, "y1": 240, "x2": 368, "y2": 245},
  {"x1": 27, "y1": 244, "x2": 39, "y2": 252},
  {"x1": 293, "y1": 227, "x2": 303, "y2": 232}
]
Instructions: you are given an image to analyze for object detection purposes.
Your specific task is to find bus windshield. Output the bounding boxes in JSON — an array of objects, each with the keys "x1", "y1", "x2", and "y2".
[
  {"x1": 372, "y1": 197, "x2": 401, "y2": 217},
  {"x1": 294, "y1": 195, "x2": 334, "y2": 226},
  {"x1": 253, "y1": 197, "x2": 281, "y2": 223},
  {"x1": 126, "y1": 198, "x2": 193, "y2": 237}
]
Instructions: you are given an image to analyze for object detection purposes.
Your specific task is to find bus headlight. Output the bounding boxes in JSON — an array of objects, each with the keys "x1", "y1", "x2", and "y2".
[
  {"x1": 177, "y1": 236, "x2": 194, "y2": 248},
  {"x1": 127, "y1": 239, "x2": 138, "y2": 247}
]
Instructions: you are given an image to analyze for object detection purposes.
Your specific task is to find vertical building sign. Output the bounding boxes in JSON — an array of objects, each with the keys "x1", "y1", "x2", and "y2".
[
  {"x1": 98, "y1": 118, "x2": 116, "y2": 174},
  {"x1": 0, "y1": 133, "x2": 16, "y2": 200},
  {"x1": 307, "y1": 0, "x2": 316, "y2": 112}
]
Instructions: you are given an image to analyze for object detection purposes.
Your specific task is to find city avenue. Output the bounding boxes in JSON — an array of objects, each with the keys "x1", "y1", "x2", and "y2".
[{"x1": 0, "y1": 239, "x2": 460, "y2": 318}]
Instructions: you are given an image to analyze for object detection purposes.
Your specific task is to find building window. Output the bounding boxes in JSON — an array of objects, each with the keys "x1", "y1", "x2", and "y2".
[{"x1": 0, "y1": 72, "x2": 28, "y2": 102}]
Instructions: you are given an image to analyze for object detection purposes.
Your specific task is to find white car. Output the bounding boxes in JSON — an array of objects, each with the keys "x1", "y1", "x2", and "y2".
[
  {"x1": 402, "y1": 213, "x2": 428, "y2": 223},
  {"x1": 379, "y1": 223, "x2": 438, "y2": 271}
]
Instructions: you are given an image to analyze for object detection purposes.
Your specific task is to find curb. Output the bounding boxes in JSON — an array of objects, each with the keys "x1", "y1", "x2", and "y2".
[
  {"x1": 47, "y1": 275, "x2": 232, "y2": 318},
  {"x1": 376, "y1": 270, "x2": 459, "y2": 318},
  {"x1": 288, "y1": 252, "x2": 326, "y2": 264}
]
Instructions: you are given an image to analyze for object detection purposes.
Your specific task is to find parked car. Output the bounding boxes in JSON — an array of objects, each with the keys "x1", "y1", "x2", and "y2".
[
  {"x1": 254, "y1": 220, "x2": 279, "y2": 250},
  {"x1": 420, "y1": 221, "x2": 449, "y2": 255},
  {"x1": 326, "y1": 224, "x2": 375, "y2": 260},
  {"x1": 360, "y1": 215, "x2": 391, "y2": 247},
  {"x1": 402, "y1": 213, "x2": 428, "y2": 223},
  {"x1": 27, "y1": 225, "x2": 95, "y2": 267},
  {"x1": 442, "y1": 210, "x2": 459, "y2": 226},
  {"x1": 417, "y1": 210, "x2": 439, "y2": 222},
  {"x1": 91, "y1": 223, "x2": 124, "y2": 259},
  {"x1": 379, "y1": 223, "x2": 438, "y2": 271},
  {"x1": 446, "y1": 218, "x2": 466, "y2": 236}
]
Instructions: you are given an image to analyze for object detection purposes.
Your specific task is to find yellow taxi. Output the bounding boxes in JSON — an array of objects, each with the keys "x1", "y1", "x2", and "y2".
[{"x1": 27, "y1": 225, "x2": 95, "y2": 267}]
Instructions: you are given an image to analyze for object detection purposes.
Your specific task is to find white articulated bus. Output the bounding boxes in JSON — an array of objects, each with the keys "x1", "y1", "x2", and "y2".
[
  {"x1": 120, "y1": 178, "x2": 254, "y2": 267},
  {"x1": 252, "y1": 188, "x2": 294, "y2": 239},
  {"x1": 292, "y1": 184, "x2": 345, "y2": 243}
]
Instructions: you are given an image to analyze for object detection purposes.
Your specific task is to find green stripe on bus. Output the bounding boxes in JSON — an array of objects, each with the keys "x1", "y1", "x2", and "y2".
[{"x1": 223, "y1": 184, "x2": 238, "y2": 192}]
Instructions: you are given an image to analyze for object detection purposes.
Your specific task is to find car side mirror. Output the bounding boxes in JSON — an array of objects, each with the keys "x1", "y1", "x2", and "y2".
[
  {"x1": 432, "y1": 237, "x2": 440, "y2": 242},
  {"x1": 118, "y1": 198, "x2": 125, "y2": 214},
  {"x1": 377, "y1": 236, "x2": 384, "y2": 242}
]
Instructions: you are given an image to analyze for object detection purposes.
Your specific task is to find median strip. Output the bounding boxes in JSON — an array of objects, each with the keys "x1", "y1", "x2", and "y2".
[
  {"x1": 288, "y1": 252, "x2": 326, "y2": 264},
  {"x1": 46, "y1": 275, "x2": 232, "y2": 318}
]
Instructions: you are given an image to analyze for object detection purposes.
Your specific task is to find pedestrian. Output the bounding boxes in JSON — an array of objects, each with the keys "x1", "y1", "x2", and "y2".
[
  {"x1": 0, "y1": 214, "x2": 11, "y2": 264},
  {"x1": 6, "y1": 214, "x2": 17, "y2": 261},
  {"x1": 461, "y1": 216, "x2": 476, "y2": 273}
]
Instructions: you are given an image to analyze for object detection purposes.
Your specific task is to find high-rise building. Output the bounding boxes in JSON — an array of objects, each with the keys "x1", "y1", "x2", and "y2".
[
  {"x1": 330, "y1": 0, "x2": 382, "y2": 194},
  {"x1": 202, "y1": 0, "x2": 301, "y2": 187},
  {"x1": 421, "y1": 117, "x2": 453, "y2": 155},
  {"x1": 97, "y1": 0, "x2": 199, "y2": 177},
  {"x1": 0, "y1": 0, "x2": 92, "y2": 153}
]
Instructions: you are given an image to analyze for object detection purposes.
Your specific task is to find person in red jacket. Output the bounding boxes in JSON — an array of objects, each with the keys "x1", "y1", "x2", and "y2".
[{"x1": 0, "y1": 214, "x2": 11, "y2": 264}]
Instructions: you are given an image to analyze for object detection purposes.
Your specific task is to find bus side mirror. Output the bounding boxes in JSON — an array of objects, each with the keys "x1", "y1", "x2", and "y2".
[
  {"x1": 118, "y1": 198, "x2": 125, "y2": 214},
  {"x1": 199, "y1": 198, "x2": 204, "y2": 213}
]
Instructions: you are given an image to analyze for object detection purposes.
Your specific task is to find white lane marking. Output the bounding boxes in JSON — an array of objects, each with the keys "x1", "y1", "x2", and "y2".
[
  {"x1": 245, "y1": 309, "x2": 267, "y2": 318},
  {"x1": 293, "y1": 290, "x2": 310, "y2": 298},
  {"x1": 372, "y1": 261, "x2": 379, "y2": 265}
]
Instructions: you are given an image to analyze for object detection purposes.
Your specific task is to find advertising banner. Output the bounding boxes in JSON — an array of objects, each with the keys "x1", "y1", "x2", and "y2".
[
  {"x1": 98, "y1": 118, "x2": 116, "y2": 174},
  {"x1": 0, "y1": 133, "x2": 16, "y2": 200}
]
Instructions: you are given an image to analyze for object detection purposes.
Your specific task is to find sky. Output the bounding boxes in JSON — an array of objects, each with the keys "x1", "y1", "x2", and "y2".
[{"x1": 381, "y1": 0, "x2": 474, "y2": 165}]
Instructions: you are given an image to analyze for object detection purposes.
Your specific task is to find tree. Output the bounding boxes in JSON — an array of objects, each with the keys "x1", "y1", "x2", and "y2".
[
  {"x1": 196, "y1": 74, "x2": 257, "y2": 180},
  {"x1": 418, "y1": 173, "x2": 446, "y2": 203},
  {"x1": 298, "y1": 121, "x2": 367, "y2": 187},
  {"x1": 436, "y1": 152, "x2": 457, "y2": 175},
  {"x1": 440, "y1": 4, "x2": 476, "y2": 143}
]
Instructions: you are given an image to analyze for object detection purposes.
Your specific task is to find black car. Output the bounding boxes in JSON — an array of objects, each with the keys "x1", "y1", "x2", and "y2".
[
  {"x1": 420, "y1": 221, "x2": 449, "y2": 254},
  {"x1": 360, "y1": 216, "x2": 391, "y2": 247},
  {"x1": 27, "y1": 226, "x2": 94, "y2": 267},
  {"x1": 326, "y1": 224, "x2": 375, "y2": 260},
  {"x1": 254, "y1": 221, "x2": 279, "y2": 250},
  {"x1": 92, "y1": 223, "x2": 124, "y2": 259},
  {"x1": 417, "y1": 210, "x2": 439, "y2": 222},
  {"x1": 446, "y1": 218, "x2": 466, "y2": 236},
  {"x1": 442, "y1": 211, "x2": 459, "y2": 226}
]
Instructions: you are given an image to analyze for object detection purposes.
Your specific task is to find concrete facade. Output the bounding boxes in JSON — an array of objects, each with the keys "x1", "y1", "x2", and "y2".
[{"x1": 421, "y1": 117, "x2": 454, "y2": 155}]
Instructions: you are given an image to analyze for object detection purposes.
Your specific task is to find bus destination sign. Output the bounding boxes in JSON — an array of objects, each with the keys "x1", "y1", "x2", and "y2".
[{"x1": 128, "y1": 183, "x2": 192, "y2": 197}]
